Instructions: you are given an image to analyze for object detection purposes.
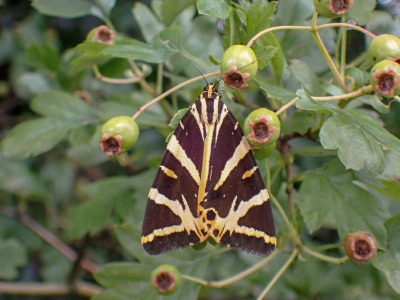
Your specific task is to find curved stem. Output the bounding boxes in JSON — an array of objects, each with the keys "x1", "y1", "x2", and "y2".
[
  {"x1": 256, "y1": 247, "x2": 300, "y2": 299},
  {"x1": 302, "y1": 246, "x2": 349, "y2": 265},
  {"x1": 313, "y1": 84, "x2": 374, "y2": 101},
  {"x1": 128, "y1": 60, "x2": 157, "y2": 96},
  {"x1": 207, "y1": 249, "x2": 281, "y2": 288},
  {"x1": 182, "y1": 248, "x2": 281, "y2": 288},
  {"x1": 275, "y1": 97, "x2": 299, "y2": 116},
  {"x1": 276, "y1": 85, "x2": 375, "y2": 116},
  {"x1": 93, "y1": 65, "x2": 141, "y2": 84},
  {"x1": 310, "y1": 11, "x2": 348, "y2": 92},
  {"x1": 247, "y1": 23, "x2": 374, "y2": 48},
  {"x1": 132, "y1": 71, "x2": 220, "y2": 120},
  {"x1": 269, "y1": 192, "x2": 300, "y2": 245},
  {"x1": 339, "y1": 17, "x2": 348, "y2": 78}
]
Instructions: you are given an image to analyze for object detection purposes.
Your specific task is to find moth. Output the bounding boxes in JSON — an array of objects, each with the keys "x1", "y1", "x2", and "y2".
[{"x1": 141, "y1": 83, "x2": 276, "y2": 256}]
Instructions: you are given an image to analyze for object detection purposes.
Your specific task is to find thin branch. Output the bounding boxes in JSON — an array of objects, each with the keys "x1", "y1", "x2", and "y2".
[
  {"x1": 132, "y1": 71, "x2": 220, "y2": 120},
  {"x1": 0, "y1": 208, "x2": 100, "y2": 274},
  {"x1": 0, "y1": 281, "x2": 102, "y2": 298},
  {"x1": 256, "y1": 247, "x2": 300, "y2": 299}
]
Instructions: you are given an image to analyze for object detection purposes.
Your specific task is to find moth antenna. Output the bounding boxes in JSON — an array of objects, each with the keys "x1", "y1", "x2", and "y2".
[
  {"x1": 218, "y1": 82, "x2": 225, "y2": 97},
  {"x1": 164, "y1": 40, "x2": 209, "y2": 86}
]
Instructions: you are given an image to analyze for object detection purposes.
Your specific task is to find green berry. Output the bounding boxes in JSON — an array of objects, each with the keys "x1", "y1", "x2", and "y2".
[
  {"x1": 314, "y1": 0, "x2": 354, "y2": 18},
  {"x1": 221, "y1": 45, "x2": 258, "y2": 89},
  {"x1": 244, "y1": 108, "x2": 280, "y2": 147},
  {"x1": 253, "y1": 143, "x2": 276, "y2": 160},
  {"x1": 99, "y1": 116, "x2": 139, "y2": 156},
  {"x1": 370, "y1": 59, "x2": 400, "y2": 98},
  {"x1": 343, "y1": 231, "x2": 377, "y2": 263},
  {"x1": 368, "y1": 34, "x2": 400, "y2": 64},
  {"x1": 151, "y1": 264, "x2": 181, "y2": 294},
  {"x1": 86, "y1": 25, "x2": 115, "y2": 44}
]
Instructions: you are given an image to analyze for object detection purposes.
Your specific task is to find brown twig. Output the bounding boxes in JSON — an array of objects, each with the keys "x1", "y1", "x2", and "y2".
[
  {"x1": 0, "y1": 208, "x2": 100, "y2": 274},
  {"x1": 0, "y1": 281, "x2": 102, "y2": 297}
]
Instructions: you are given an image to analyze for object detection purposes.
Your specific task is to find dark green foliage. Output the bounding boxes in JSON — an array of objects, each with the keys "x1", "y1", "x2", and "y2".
[{"x1": 1, "y1": 0, "x2": 400, "y2": 299}]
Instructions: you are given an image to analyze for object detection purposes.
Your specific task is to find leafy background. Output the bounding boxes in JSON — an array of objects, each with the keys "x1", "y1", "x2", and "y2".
[{"x1": 0, "y1": 0, "x2": 400, "y2": 299}]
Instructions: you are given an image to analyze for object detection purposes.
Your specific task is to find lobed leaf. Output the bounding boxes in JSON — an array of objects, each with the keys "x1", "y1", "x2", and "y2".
[
  {"x1": 246, "y1": 1, "x2": 277, "y2": 43},
  {"x1": 0, "y1": 118, "x2": 76, "y2": 159},
  {"x1": 0, "y1": 239, "x2": 27, "y2": 280},
  {"x1": 297, "y1": 161, "x2": 389, "y2": 247},
  {"x1": 31, "y1": 0, "x2": 92, "y2": 18},
  {"x1": 320, "y1": 110, "x2": 400, "y2": 175},
  {"x1": 161, "y1": 0, "x2": 196, "y2": 27},
  {"x1": 373, "y1": 214, "x2": 400, "y2": 293},
  {"x1": 31, "y1": 90, "x2": 98, "y2": 123},
  {"x1": 196, "y1": 0, "x2": 232, "y2": 20}
]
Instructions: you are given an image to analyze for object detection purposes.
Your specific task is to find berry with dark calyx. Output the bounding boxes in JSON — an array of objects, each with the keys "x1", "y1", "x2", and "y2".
[
  {"x1": 368, "y1": 34, "x2": 400, "y2": 64},
  {"x1": 221, "y1": 45, "x2": 258, "y2": 89},
  {"x1": 370, "y1": 59, "x2": 400, "y2": 98},
  {"x1": 314, "y1": 0, "x2": 354, "y2": 18},
  {"x1": 344, "y1": 231, "x2": 377, "y2": 263},
  {"x1": 244, "y1": 108, "x2": 280, "y2": 148},
  {"x1": 151, "y1": 264, "x2": 181, "y2": 294},
  {"x1": 86, "y1": 25, "x2": 115, "y2": 44},
  {"x1": 252, "y1": 143, "x2": 276, "y2": 160},
  {"x1": 100, "y1": 116, "x2": 139, "y2": 157}
]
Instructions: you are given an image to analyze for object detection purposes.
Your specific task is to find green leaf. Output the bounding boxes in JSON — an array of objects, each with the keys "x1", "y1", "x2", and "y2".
[
  {"x1": 1, "y1": 118, "x2": 76, "y2": 159},
  {"x1": 31, "y1": 0, "x2": 92, "y2": 18},
  {"x1": 281, "y1": 111, "x2": 317, "y2": 135},
  {"x1": 373, "y1": 214, "x2": 400, "y2": 293},
  {"x1": 161, "y1": 0, "x2": 196, "y2": 26},
  {"x1": 93, "y1": 0, "x2": 116, "y2": 17},
  {"x1": 0, "y1": 239, "x2": 27, "y2": 280},
  {"x1": 68, "y1": 177, "x2": 135, "y2": 239},
  {"x1": 289, "y1": 60, "x2": 321, "y2": 96},
  {"x1": 347, "y1": 0, "x2": 376, "y2": 26},
  {"x1": 246, "y1": 1, "x2": 277, "y2": 42},
  {"x1": 168, "y1": 108, "x2": 189, "y2": 129},
  {"x1": 255, "y1": 32, "x2": 285, "y2": 81},
  {"x1": 371, "y1": 180, "x2": 400, "y2": 203},
  {"x1": 0, "y1": 155, "x2": 48, "y2": 199},
  {"x1": 94, "y1": 255, "x2": 209, "y2": 300},
  {"x1": 132, "y1": 2, "x2": 164, "y2": 43},
  {"x1": 67, "y1": 125, "x2": 108, "y2": 167},
  {"x1": 297, "y1": 161, "x2": 389, "y2": 247},
  {"x1": 115, "y1": 224, "x2": 148, "y2": 262},
  {"x1": 256, "y1": 79, "x2": 296, "y2": 104},
  {"x1": 320, "y1": 109, "x2": 400, "y2": 175},
  {"x1": 31, "y1": 90, "x2": 98, "y2": 123},
  {"x1": 101, "y1": 37, "x2": 175, "y2": 63},
  {"x1": 196, "y1": 0, "x2": 232, "y2": 20},
  {"x1": 24, "y1": 43, "x2": 60, "y2": 72}
]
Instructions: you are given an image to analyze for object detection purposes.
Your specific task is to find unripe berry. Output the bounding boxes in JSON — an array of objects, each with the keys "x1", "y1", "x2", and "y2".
[
  {"x1": 253, "y1": 143, "x2": 276, "y2": 160},
  {"x1": 243, "y1": 108, "x2": 280, "y2": 147},
  {"x1": 344, "y1": 231, "x2": 377, "y2": 263},
  {"x1": 370, "y1": 59, "x2": 400, "y2": 98},
  {"x1": 368, "y1": 34, "x2": 400, "y2": 64},
  {"x1": 151, "y1": 264, "x2": 181, "y2": 294},
  {"x1": 86, "y1": 25, "x2": 115, "y2": 44},
  {"x1": 99, "y1": 116, "x2": 139, "y2": 157},
  {"x1": 314, "y1": 0, "x2": 354, "y2": 18},
  {"x1": 221, "y1": 45, "x2": 258, "y2": 89}
]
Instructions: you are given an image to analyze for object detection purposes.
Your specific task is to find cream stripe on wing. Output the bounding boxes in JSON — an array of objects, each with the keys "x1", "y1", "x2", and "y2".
[
  {"x1": 214, "y1": 102, "x2": 229, "y2": 145},
  {"x1": 143, "y1": 188, "x2": 203, "y2": 241},
  {"x1": 167, "y1": 135, "x2": 200, "y2": 185},
  {"x1": 214, "y1": 136, "x2": 251, "y2": 191},
  {"x1": 191, "y1": 101, "x2": 205, "y2": 141}
]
